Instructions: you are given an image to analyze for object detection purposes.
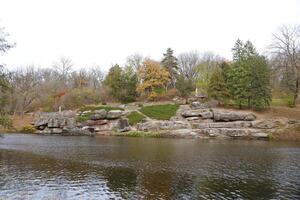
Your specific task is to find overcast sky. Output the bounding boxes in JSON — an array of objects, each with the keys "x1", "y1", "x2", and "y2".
[{"x1": 0, "y1": 0, "x2": 299, "y2": 71}]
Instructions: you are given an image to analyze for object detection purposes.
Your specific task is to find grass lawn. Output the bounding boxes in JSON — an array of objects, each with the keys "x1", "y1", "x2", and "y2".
[
  {"x1": 271, "y1": 98, "x2": 286, "y2": 107},
  {"x1": 140, "y1": 104, "x2": 179, "y2": 120},
  {"x1": 127, "y1": 111, "x2": 145, "y2": 125}
]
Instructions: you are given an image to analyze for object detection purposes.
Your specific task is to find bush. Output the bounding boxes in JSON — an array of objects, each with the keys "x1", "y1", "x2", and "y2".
[
  {"x1": 283, "y1": 95, "x2": 295, "y2": 108},
  {"x1": 0, "y1": 115, "x2": 13, "y2": 128},
  {"x1": 140, "y1": 104, "x2": 179, "y2": 120},
  {"x1": 20, "y1": 125, "x2": 36, "y2": 133},
  {"x1": 138, "y1": 103, "x2": 143, "y2": 108},
  {"x1": 127, "y1": 111, "x2": 145, "y2": 125},
  {"x1": 113, "y1": 131, "x2": 161, "y2": 137},
  {"x1": 155, "y1": 88, "x2": 178, "y2": 101}
]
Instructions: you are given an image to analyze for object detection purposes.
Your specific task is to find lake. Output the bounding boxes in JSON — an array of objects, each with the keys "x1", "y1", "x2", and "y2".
[{"x1": 0, "y1": 133, "x2": 300, "y2": 199}]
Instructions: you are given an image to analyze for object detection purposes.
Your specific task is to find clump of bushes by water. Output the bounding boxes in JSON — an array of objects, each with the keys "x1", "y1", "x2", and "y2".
[
  {"x1": 127, "y1": 111, "x2": 145, "y2": 125},
  {"x1": 20, "y1": 125, "x2": 36, "y2": 134},
  {"x1": 139, "y1": 104, "x2": 179, "y2": 120},
  {"x1": 113, "y1": 131, "x2": 161, "y2": 137}
]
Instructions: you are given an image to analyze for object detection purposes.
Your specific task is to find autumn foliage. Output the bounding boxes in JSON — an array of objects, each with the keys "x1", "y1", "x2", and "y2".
[{"x1": 137, "y1": 60, "x2": 170, "y2": 100}]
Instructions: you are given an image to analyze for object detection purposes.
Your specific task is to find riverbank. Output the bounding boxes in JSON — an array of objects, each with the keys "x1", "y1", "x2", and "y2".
[{"x1": 2, "y1": 100, "x2": 299, "y2": 141}]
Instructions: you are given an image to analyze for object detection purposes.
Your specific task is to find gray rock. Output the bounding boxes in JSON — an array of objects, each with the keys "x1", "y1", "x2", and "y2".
[
  {"x1": 213, "y1": 110, "x2": 256, "y2": 122},
  {"x1": 107, "y1": 110, "x2": 124, "y2": 119},
  {"x1": 165, "y1": 129, "x2": 197, "y2": 138},
  {"x1": 52, "y1": 128, "x2": 63, "y2": 134},
  {"x1": 186, "y1": 117, "x2": 200, "y2": 121},
  {"x1": 181, "y1": 109, "x2": 213, "y2": 119},
  {"x1": 196, "y1": 121, "x2": 252, "y2": 129},
  {"x1": 195, "y1": 128, "x2": 269, "y2": 139},
  {"x1": 251, "y1": 120, "x2": 283, "y2": 129},
  {"x1": 94, "y1": 109, "x2": 107, "y2": 118},
  {"x1": 137, "y1": 121, "x2": 159, "y2": 131},
  {"x1": 85, "y1": 119, "x2": 108, "y2": 126},
  {"x1": 244, "y1": 114, "x2": 256, "y2": 121},
  {"x1": 137, "y1": 120, "x2": 189, "y2": 131},
  {"x1": 115, "y1": 118, "x2": 131, "y2": 132},
  {"x1": 190, "y1": 101, "x2": 211, "y2": 109}
]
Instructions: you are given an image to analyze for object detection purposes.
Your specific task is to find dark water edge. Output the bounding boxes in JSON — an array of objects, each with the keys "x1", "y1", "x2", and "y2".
[{"x1": 0, "y1": 133, "x2": 300, "y2": 199}]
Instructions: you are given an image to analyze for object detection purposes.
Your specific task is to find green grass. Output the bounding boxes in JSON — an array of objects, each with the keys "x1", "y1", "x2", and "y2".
[
  {"x1": 127, "y1": 111, "x2": 145, "y2": 125},
  {"x1": 271, "y1": 98, "x2": 286, "y2": 107},
  {"x1": 139, "y1": 104, "x2": 179, "y2": 120},
  {"x1": 113, "y1": 131, "x2": 161, "y2": 137}
]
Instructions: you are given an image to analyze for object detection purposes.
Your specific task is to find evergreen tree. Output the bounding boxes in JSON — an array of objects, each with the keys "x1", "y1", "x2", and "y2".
[
  {"x1": 161, "y1": 48, "x2": 178, "y2": 88},
  {"x1": 175, "y1": 75, "x2": 195, "y2": 103},
  {"x1": 104, "y1": 64, "x2": 123, "y2": 101},
  {"x1": 104, "y1": 64, "x2": 138, "y2": 103},
  {"x1": 208, "y1": 67, "x2": 230, "y2": 103},
  {"x1": 228, "y1": 40, "x2": 271, "y2": 109}
]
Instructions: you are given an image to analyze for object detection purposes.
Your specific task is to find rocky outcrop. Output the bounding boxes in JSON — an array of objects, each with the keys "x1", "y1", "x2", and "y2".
[
  {"x1": 137, "y1": 120, "x2": 190, "y2": 131},
  {"x1": 213, "y1": 110, "x2": 256, "y2": 122},
  {"x1": 181, "y1": 109, "x2": 213, "y2": 119},
  {"x1": 33, "y1": 111, "x2": 93, "y2": 136},
  {"x1": 107, "y1": 110, "x2": 124, "y2": 119},
  {"x1": 89, "y1": 109, "x2": 107, "y2": 120},
  {"x1": 115, "y1": 118, "x2": 131, "y2": 132}
]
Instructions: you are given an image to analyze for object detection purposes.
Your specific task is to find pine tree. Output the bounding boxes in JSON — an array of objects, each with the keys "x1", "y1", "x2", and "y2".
[
  {"x1": 228, "y1": 40, "x2": 271, "y2": 109},
  {"x1": 175, "y1": 75, "x2": 195, "y2": 103},
  {"x1": 208, "y1": 67, "x2": 230, "y2": 103},
  {"x1": 161, "y1": 48, "x2": 178, "y2": 88}
]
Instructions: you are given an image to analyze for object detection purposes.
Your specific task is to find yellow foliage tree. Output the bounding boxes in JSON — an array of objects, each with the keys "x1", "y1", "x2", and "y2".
[{"x1": 137, "y1": 60, "x2": 170, "y2": 100}]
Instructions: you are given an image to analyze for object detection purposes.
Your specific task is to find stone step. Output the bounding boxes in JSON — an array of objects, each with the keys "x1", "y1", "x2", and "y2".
[{"x1": 193, "y1": 128, "x2": 269, "y2": 138}]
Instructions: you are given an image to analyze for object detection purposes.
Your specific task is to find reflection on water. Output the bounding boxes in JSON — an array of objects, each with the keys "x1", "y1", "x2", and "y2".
[{"x1": 0, "y1": 134, "x2": 300, "y2": 199}]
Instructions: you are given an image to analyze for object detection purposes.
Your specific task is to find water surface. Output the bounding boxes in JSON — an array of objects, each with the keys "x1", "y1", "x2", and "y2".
[{"x1": 0, "y1": 134, "x2": 300, "y2": 199}]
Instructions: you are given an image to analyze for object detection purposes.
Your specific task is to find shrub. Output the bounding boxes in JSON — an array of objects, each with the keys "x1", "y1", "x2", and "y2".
[
  {"x1": 20, "y1": 125, "x2": 36, "y2": 133},
  {"x1": 140, "y1": 104, "x2": 179, "y2": 120},
  {"x1": 127, "y1": 111, "x2": 145, "y2": 125},
  {"x1": 113, "y1": 131, "x2": 161, "y2": 137},
  {"x1": 138, "y1": 103, "x2": 143, "y2": 108},
  {"x1": 283, "y1": 95, "x2": 295, "y2": 108},
  {"x1": 0, "y1": 115, "x2": 13, "y2": 128}
]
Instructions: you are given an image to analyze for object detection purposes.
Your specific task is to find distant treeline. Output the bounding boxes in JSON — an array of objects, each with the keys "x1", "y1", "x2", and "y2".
[{"x1": 0, "y1": 24, "x2": 299, "y2": 115}]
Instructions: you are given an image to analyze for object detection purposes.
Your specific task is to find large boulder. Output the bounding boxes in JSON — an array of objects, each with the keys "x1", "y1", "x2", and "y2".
[
  {"x1": 196, "y1": 128, "x2": 268, "y2": 138},
  {"x1": 91, "y1": 109, "x2": 107, "y2": 119},
  {"x1": 190, "y1": 101, "x2": 211, "y2": 109},
  {"x1": 213, "y1": 110, "x2": 256, "y2": 122},
  {"x1": 85, "y1": 119, "x2": 108, "y2": 126},
  {"x1": 137, "y1": 120, "x2": 189, "y2": 131},
  {"x1": 181, "y1": 109, "x2": 213, "y2": 119},
  {"x1": 195, "y1": 121, "x2": 252, "y2": 129},
  {"x1": 33, "y1": 112, "x2": 76, "y2": 129},
  {"x1": 107, "y1": 110, "x2": 124, "y2": 119},
  {"x1": 115, "y1": 118, "x2": 131, "y2": 132}
]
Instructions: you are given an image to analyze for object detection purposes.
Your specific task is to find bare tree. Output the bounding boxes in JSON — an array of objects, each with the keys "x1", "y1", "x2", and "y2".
[
  {"x1": 177, "y1": 51, "x2": 200, "y2": 80},
  {"x1": 10, "y1": 66, "x2": 41, "y2": 116},
  {"x1": 126, "y1": 54, "x2": 144, "y2": 72},
  {"x1": 52, "y1": 57, "x2": 73, "y2": 86},
  {"x1": 0, "y1": 27, "x2": 15, "y2": 54},
  {"x1": 270, "y1": 25, "x2": 300, "y2": 105},
  {"x1": 88, "y1": 66, "x2": 104, "y2": 89}
]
